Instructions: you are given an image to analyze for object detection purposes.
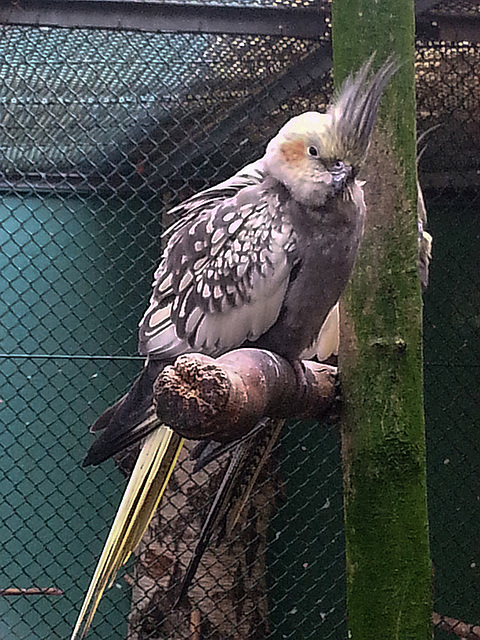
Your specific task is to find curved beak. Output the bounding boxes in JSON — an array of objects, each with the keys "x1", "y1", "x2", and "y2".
[{"x1": 332, "y1": 164, "x2": 353, "y2": 194}]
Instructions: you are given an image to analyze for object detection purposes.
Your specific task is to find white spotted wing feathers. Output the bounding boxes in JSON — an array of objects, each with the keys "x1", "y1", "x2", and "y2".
[{"x1": 138, "y1": 164, "x2": 298, "y2": 358}]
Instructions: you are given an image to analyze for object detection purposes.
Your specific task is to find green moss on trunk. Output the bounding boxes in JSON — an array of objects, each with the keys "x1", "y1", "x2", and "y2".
[{"x1": 331, "y1": 1, "x2": 432, "y2": 638}]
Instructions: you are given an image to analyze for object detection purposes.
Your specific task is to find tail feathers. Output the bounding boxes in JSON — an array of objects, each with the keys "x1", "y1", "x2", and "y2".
[
  {"x1": 190, "y1": 418, "x2": 272, "y2": 472},
  {"x1": 176, "y1": 418, "x2": 283, "y2": 605},
  {"x1": 221, "y1": 419, "x2": 284, "y2": 540},
  {"x1": 83, "y1": 359, "x2": 166, "y2": 466},
  {"x1": 71, "y1": 426, "x2": 184, "y2": 640},
  {"x1": 176, "y1": 441, "x2": 249, "y2": 606}
]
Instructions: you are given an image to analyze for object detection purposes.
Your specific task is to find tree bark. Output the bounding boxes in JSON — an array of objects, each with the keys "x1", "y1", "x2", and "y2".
[
  {"x1": 153, "y1": 349, "x2": 336, "y2": 441},
  {"x1": 126, "y1": 436, "x2": 279, "y2": 640},
  {"x1": 332, "y1": 1, "x2": 432, "y2": 638},
  {"x1": 125, "y1": 350, "x2": 337, "y2": 639}
]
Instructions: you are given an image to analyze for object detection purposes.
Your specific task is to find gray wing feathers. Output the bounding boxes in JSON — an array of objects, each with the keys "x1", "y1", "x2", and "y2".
[
  {"x1": 139, "y1": 179, "x2": 297, "y2": 358},
  {"x1": 161, "y1": 160, "x2": 267, "y2": 239}
]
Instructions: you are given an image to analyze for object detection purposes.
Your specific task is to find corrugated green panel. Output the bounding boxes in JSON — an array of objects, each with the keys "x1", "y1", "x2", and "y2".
[
  {"x1": 0, "y1": 27, "x2": 323, "y2": 180},
  {"x1": 0, "y1": 28, "x2": 211, "y2": 173}
]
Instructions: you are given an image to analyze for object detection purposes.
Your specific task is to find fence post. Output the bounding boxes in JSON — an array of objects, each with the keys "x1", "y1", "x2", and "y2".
[{"x1": 331, "y1": 1, "x2": 432, "y2": 638}]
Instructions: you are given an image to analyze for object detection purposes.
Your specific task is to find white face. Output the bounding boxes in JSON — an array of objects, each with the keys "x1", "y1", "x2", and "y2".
[{"x1": 265, "y1": 113, "x2": 350, "y2": 207}]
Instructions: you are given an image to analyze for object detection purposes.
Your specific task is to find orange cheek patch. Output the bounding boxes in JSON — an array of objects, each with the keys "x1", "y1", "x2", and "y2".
[{"x1": 280, "y1": 140, "x2": 306, "y2": 165}]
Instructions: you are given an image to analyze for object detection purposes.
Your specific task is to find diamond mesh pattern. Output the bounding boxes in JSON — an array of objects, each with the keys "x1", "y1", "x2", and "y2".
[{"x1": 0, "y1": 12, "x2": 478, "y2": 640}]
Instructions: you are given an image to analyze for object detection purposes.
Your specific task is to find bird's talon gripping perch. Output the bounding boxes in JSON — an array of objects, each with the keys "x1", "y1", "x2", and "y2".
[{"x1": 291, "y1": 359, "x2": 309, "y2": 401}]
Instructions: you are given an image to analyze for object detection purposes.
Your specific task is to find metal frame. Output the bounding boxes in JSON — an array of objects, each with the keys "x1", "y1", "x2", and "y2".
[
  {"x1": 0, "y1": 0, "x2": 328, "y2": 38},
  {"x1": 1, "y1": 0, "x2": 468, "y2": 39},
  {"x1": 419, "y1": 13, "x2": 480, "y2": 42}
]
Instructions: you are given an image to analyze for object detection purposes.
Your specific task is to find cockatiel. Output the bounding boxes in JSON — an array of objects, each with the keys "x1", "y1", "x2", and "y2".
[{"x1": 71, "y1": 56, "x2": 397, "y2": 639}]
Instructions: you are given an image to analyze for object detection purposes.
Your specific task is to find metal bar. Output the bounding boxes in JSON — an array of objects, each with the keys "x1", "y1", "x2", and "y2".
[
  {"x1": 1, "y1": 0, "x2": 451, "y2": 35},
  {"x1": 0, "y1": 0, "x2": 327, "y2": 37},
  {"x1": 428, "y1": 14, "x2": 480, "y2": 43},
  {"x1": 421, "y1": 170, "x2": 480, "y2": 189},
  {"x1": 0, "y1": 353, "x2": 143, "y2": 360},
  {"x1": 416, "y1": 0, "x2": 480, "y2": 45}
]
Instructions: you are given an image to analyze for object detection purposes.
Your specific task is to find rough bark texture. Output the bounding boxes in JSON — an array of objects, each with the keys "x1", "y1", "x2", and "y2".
[
  {"x1": 123, "y1": 351, "x2": 336, "y2": 638},
  {"x1": 126, "y1": 435, "x2": 279, "y2": 640},
  {"x1": 154, "y1": 350, "x2": 336, "y2": 441},
  {"x1": 332, "y1": 1, "x2": 432, "y2": 638}
]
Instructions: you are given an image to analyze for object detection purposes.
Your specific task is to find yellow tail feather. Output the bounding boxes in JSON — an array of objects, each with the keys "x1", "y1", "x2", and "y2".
[{"x1": 70, "y1": 425, "x2": 184, "y2": 640}]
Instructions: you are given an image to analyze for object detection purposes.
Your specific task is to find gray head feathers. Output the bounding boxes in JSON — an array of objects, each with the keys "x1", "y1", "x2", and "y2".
[{"x1": 328, "y1": 55, "x2": 400, "y2": 168}]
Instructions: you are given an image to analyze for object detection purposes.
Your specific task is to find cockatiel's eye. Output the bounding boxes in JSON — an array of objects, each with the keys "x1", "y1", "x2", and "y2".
[{"x1": 307, "y1": 145, "x2": 319, "y2": 157}]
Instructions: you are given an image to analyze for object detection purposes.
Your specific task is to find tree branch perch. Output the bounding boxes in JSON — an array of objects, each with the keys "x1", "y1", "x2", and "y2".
[{"x1": 153, "y1": 348, "x2": 336, "y2": 441}]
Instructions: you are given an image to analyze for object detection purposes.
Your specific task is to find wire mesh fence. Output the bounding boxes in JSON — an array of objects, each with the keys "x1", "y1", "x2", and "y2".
[
  {"x1": 417, "y1": 34, "x2": 480, "y2": 640},
  {"x1": 0, "y1": 5, "x2": 478, "y2": 640}
]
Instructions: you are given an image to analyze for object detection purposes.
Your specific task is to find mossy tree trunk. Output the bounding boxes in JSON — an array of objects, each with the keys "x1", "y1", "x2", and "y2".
[{"x1": 331, "y1": 1, "x2": 432, "y2": 639}]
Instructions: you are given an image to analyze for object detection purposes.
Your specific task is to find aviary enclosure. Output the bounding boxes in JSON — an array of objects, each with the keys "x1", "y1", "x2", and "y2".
[{"x1": 0, "y1": 1, "x2": 478, "y2": 638}]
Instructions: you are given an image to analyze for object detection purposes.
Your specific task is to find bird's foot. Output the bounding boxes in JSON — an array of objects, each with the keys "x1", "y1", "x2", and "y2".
[{"x1": 291, "y1": 359, "x2": 308, "y2": 401}]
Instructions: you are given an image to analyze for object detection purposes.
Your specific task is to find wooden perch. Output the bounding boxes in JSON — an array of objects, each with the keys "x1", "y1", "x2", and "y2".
[
  {"x1": 152, "y1": 348, "x2": 337, "y2": 441},
  {"x1": 128, "y1": 350, "x2": 335, "y2": 637}
]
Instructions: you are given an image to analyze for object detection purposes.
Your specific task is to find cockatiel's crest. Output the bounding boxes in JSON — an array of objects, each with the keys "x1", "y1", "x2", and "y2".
[
  {"x1": 265, "y1": 56, "x2": 398, "y2": 206},
  {"x1": 328, "y1": 55, "x2": 399, "y2": 167}
]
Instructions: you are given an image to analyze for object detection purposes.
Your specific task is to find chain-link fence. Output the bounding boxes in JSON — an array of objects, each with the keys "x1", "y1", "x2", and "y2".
[{"x1": 0, "y1": 2, "x2": 478, "y2": 639}]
